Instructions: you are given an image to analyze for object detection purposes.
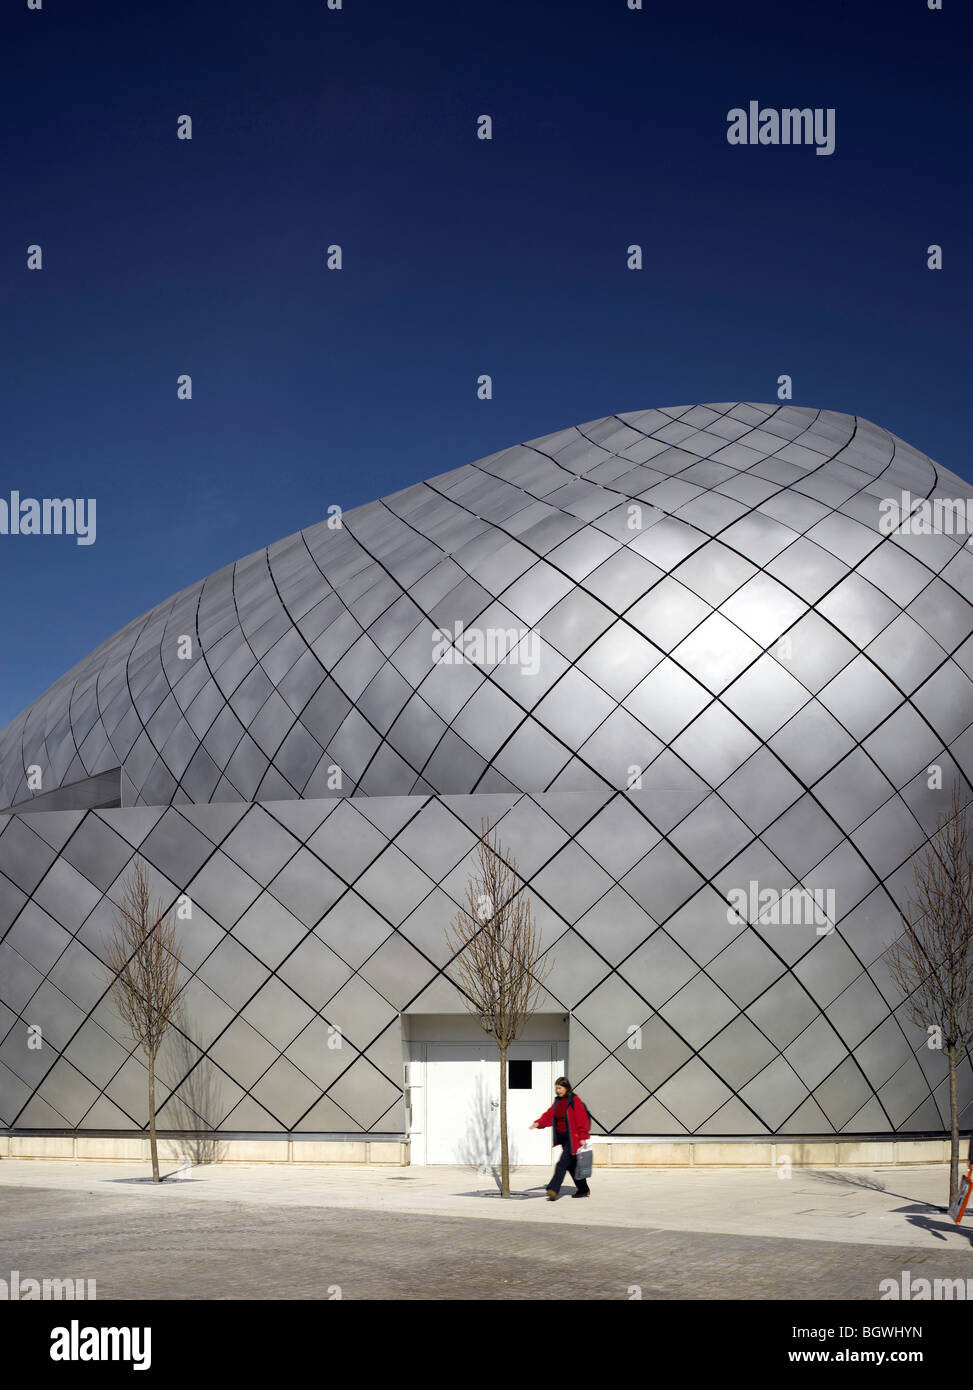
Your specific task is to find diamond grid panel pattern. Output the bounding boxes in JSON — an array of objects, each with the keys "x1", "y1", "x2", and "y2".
[{"x1": 1, "y1": 403, "x2": 973, "y2": 1138}]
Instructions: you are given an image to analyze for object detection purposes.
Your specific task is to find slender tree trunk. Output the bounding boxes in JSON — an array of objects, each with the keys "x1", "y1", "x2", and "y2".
[
  {"x1": 948, "y1": 1046, "x2": 959, "y2": 1205},
  {"x1": 149, "y1": 1054, "x2": 159, "y2": 1183},
  {"x1": 499, "y1": 1045, "x2": 509, "y2": 1197}
]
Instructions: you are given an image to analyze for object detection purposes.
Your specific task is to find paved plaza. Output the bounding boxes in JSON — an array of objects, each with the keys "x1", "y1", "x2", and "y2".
[{"x1": 1, "y1": 1159, "x2": 971, "y2": 1299}]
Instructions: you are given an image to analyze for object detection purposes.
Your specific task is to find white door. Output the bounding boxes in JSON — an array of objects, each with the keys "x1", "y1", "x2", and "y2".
[{"x1": 424, "y1": 1041, "x2": 555, "y2": 1165}]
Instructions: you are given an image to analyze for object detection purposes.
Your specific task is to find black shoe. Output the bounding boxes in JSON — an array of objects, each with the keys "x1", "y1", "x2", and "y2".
[{"x1": 572, "y1": 1189, "x2": 590, "y2": 1198}]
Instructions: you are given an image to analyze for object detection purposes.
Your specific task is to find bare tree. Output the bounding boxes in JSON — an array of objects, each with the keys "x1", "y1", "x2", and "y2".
[
  {"x1": 887, "y1": 781, "x2": 973, "y2": 1205},
  {"x1": 445, "y1": 819, "x2": 552, "y2": 1197},
  {"x1": 104, "y1": 857, "x2": 184, "y2": 1182}
]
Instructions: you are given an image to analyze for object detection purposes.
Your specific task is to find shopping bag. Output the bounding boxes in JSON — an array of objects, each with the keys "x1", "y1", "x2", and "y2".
[{"x1": 574, "y1": 1144, "x2": 593, "y2": 1180}]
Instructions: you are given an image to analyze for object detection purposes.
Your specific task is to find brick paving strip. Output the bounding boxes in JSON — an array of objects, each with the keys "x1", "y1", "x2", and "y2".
[{"x1": 1, "y1": 1161, "x2": 972, "y2": 1298}]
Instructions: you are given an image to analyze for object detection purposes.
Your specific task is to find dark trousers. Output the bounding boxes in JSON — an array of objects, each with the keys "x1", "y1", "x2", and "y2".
[{"x1": 549, "y1": 1135, "x2": 590, "y2": 1195}]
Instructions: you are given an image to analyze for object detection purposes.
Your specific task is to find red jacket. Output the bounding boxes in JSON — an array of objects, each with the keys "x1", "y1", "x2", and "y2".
[{"x1": 535, "y1": 1094, "x2": 590, "y2": 1156}]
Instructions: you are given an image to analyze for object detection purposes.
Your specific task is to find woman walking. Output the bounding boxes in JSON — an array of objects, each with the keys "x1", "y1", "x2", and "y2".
[{"x1": 530, "y1": 1076, "x2": 591, "y2": 1200}]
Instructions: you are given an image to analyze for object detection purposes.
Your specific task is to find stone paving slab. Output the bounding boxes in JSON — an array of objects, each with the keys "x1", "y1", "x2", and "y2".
[
  {"x1": 0, "y1": 1158, "x2": 970, "y2": 1252},
  {"x1": 2, "y1": 1183, "x2": 971, "y2": 1300}
]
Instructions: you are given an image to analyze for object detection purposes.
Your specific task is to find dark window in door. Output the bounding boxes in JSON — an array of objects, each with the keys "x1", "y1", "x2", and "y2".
[{"x1": 508, "y1": 1059, "x2": 532, "y2": 1089}]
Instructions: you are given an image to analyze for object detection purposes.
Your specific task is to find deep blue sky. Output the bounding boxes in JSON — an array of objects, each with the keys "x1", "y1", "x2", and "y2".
[{"x1": 1, "y1": 0, "x2": 970, "y2": 728}]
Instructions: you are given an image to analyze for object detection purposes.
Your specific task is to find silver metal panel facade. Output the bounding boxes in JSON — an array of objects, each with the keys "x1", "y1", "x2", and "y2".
[{"x1": 1, "y1": 402, "x2": 972, "y2": 1137}]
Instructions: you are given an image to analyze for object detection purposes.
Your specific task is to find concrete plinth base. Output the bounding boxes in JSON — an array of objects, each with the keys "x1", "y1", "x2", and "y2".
[
  {"x1": 0, "y1": 1134, "x2": 957, "y2": 1168},
  {"x1": 1, "y1": 1135, "x2": 410, "y2": 1165},
  {"x1": 588, "y1": 1139, "x2": 951, "y2": 1168}
]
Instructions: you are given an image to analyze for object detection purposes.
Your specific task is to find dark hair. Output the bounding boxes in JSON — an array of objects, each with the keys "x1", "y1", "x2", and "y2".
[{"x1": 554, "y1": 1076, "x2": 573, "y2": 1093}]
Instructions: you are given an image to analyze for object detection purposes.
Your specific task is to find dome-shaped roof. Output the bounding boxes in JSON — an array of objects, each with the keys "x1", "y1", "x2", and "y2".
[{"x1": 2, "y1": 402, "x2": 972, "y2": 811}]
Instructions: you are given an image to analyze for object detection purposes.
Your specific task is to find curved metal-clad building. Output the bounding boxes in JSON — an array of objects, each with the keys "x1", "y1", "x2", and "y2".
[{"x1": 2, "y1": 401, "x2": 972, "y2": 1154}]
